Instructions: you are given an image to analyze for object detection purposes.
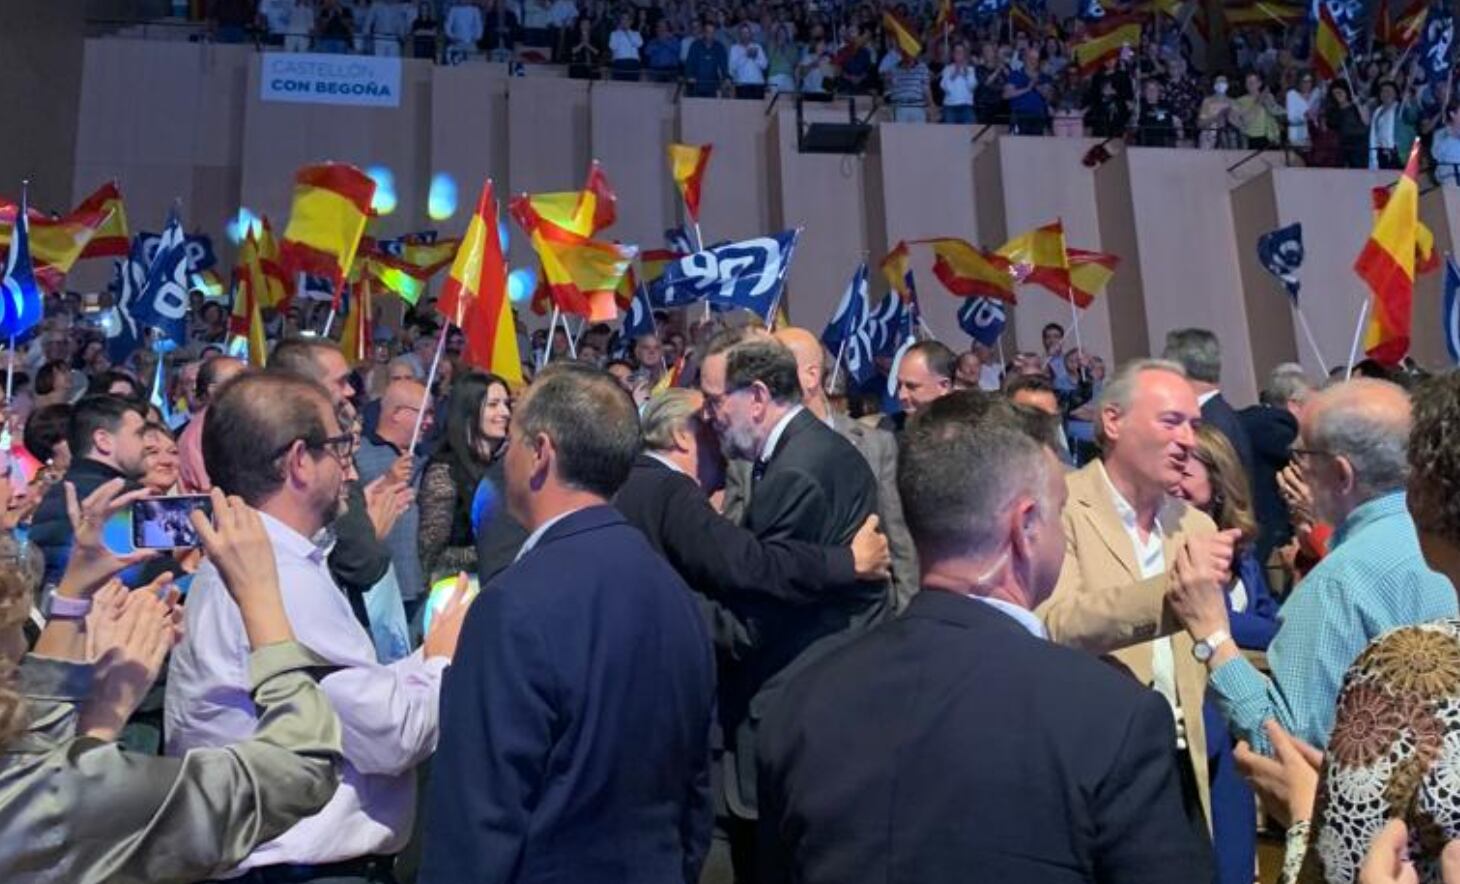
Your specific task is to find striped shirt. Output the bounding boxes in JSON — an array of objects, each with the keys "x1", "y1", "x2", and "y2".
[
  {"x1": 886, "y1": 62, "x2": 931, "y2": 107},
  {"x1": 1207, "y1": 491, "x2": 1458, "y2": 755}
]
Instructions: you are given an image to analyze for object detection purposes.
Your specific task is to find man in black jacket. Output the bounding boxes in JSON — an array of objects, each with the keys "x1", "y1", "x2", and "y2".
[
  {"x1": 1162, "y1": 328, "x2": 1255, "y2": 485},
  {"x1": 698, "y1": 332, "x2": 888, "y2": 881},
  {"x1": 757, "y1": 403, "x2": 1213, "y2": 884},
  {"x1": 1239, "y1": 362, "x2": 1314, "y2": 566},
  {"x1": 614, "y1": 388, "x2": 889, "y2": 661},
  {"x1": 30, "y1": 395, "x2": 149, "y2": 583}
]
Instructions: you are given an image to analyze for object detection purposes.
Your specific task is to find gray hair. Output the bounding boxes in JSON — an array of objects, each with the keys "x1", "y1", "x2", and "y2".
[
  {"x1": 1309, "y1": 379, "x2": 1411, "y2": 499},
  {"x1": 899, "y1": 414, "x2": 1054, "y2": 561},
  {"x1": 388, "y1": 355, "x2": 423, "y2": 380},
  {"x1": 1161, "y1": 328, "x2": 1222, "y2": 384},
  {"x1": 640, "y1": 389, "x2": 700, "y2": 452},
  {"x1": 1093, "y1": 358, "x2": 1187, "y2": 450},
  {"x1": 1261, "y1": 362, "x2": 1313, "y2": 408}
]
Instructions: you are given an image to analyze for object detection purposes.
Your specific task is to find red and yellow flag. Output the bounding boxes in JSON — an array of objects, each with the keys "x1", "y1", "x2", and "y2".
[
  {"x1": 1073, "y1": 17, "x2": 1142, "y2": 75},
  {"x1": 931, "y1": 0, "x2": 954, "y2": 37},
  {"x1": 339, "y1": 275, "x2": 373, "y2": 366},
  {"x1": 1355, "y1": 143, "x2": 1422, "y2": 366},
  {"x1": 229, "y1": 229, "x2": 270, "y2": 366},
  {"x1": 920, "y1": 238, "x2": 1016, "y2": 302},
  {"x1": 279, "y1": 163, "x2": 377, "y2": 301},
  {"x1": 668, "y1": 143, "x2": 712, "y2": 223},
  {"x1": 1067, "y1": 249, "x2": 1119, "y2": 308},
  {"x1": 440, "y1": 181, "x2": 522, "y2": 384},
  {"x1": 1313, "y1": 2, "x2": 1349, "y2": 81},
  {"x1": 1377, "y1": 0, "x2": 1427, "y2": 50},
  {"x1": 882, "y1": 10, "x2": 922, "y2": 59},
  {"x1": 1222, "y1": 0, "x2": 1306, "y2": 29},
  {"x1": 511, "y1": 207, "x2": 636, "y2": 322},
  {"x1": 519, "y1": 161, "x2": 618, "y2": 239},
  {"x1": 0, "y1": 201, "x2": 110, "y2": 292},
  {"x1": 255, "y1": 217, "x2": 290, "y2": 309},
  {"x1": 74, "y1": 182, "x2": 130, "y2": 259},
  {"x1": 880, "y1": 241, "x2": 918, "y2": 302},
  {"x1": 996, "y1": 221, "x2": 1070, "y2": 292}
]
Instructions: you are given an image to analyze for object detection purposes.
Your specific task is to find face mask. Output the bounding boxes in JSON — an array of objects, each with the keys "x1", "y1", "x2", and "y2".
[{"x1": 1214, "y1": 81, "x2": 1228, "y2": 95}]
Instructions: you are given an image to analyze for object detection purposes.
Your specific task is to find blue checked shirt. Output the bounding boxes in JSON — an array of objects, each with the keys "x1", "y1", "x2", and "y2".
[{"x1": 1207, "y1": 491, "x2": 1457, "y2": 755}]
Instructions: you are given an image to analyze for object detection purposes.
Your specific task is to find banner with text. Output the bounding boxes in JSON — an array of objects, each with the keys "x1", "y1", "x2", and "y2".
[{"x1": 260, "y1": 53, "x2": 401, "y2": 108}]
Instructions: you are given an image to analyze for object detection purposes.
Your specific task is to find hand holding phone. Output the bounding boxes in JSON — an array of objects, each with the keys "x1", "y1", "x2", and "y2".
[{"x1": 131, "y1": 495, "x2": 215, "y2": 550}]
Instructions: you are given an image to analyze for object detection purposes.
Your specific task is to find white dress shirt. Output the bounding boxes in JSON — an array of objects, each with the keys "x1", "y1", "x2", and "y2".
[
  {"x1": 165, "y1": 511, "x2": 447, "y2": 870},
  {"x1": 1101, "y1": 465, "x2": 1187, "y2": 749},
  {"x1": 609, "y1": 28, "x2": 643, "y2": 61},
  {"x1": 444, "y1": 3, "x2": 484, "y2": 46},
  {"x1": 728, "y1": 42, "x2": 768, "y2": 85},
  {"x1": 513, "y1": 508, "x2": 579, "y2": 561},
  {"x1": 940, "y1": 64, "x2": 977, "y2": 106},
  {"x1": 971, "y1": 595, "x2": 1046, "y2": 638}
]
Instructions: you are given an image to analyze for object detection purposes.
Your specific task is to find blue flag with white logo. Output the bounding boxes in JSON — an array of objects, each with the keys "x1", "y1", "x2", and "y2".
[
  {"x1": 1256, "y1": 222, "x2": 1304, "y2": 305},
  {"x1": 132, "y1": 213, "x2": 192, "y2": 350},
  {"x1": 622, "y1": 282, "x2": 656, "y2": 343},
  {"x1": 974, "y1": 0, "x2": 1010, "y2": 18},
  {"x1": 1422, "y1": 5, "x2": 1455, "y2": 85},
  {"x1": 138, "y1": 230, "x2": 217, "y2": 273},
  {"x1": 105, "y1": 238, "x2": 148, "y2": 362},
  {"x1": 665, "y1": 226, "x2": 694, "y2": 255},
  {"x1": 648, "y1": 230, "x2": 801, "y2": 320},
  {"x1": 1445, "y1": 255, "x2": 1460, "y2": 365},
  {"x1": 1079, "y1": 0, "x2": 1104, "y2": 21},
  {"x1": 822, "y1": 263, "x2": 869, "y2": 350},
  {"x1": 0, "y1": 195, "x2": 44, "y2": 342},
  {"x1": 957, "y1": 296, "x2": 1007, "y2": 347},
  {"x1": 865, "y1": 292, "x2": 914, "y2": 358}
]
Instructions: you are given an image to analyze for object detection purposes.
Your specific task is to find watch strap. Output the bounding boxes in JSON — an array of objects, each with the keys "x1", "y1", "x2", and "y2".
[{"x1": 45, "y1": 594, "x2": 92, "y2": 620}]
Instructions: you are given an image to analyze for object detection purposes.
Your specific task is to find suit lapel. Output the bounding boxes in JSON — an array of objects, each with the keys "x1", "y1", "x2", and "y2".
[{"x1": 1069, "y1": 464, "x2": 1141, "y2": 583}]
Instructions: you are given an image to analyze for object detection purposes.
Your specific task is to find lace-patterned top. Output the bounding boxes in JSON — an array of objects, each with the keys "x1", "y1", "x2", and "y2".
[
  {"x1": 417, "y1": 460, "x2": 479, "y2": 583},
  {"x1": 1296, "y1": 618, "x2": 1460, "y2": 884}
]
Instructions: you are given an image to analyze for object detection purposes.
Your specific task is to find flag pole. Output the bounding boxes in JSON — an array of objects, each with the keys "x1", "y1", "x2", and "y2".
[
  {"x1": 828, "y1": 338, "x2": 847, "y2": 395},
  {"x1": 540, "y1": 305, "x2": 561, "y2": 370},
  {"x1": 4, "y1": 335, "x2": 14, "y2": 404},
  {"x1": 1068, "y1": 296, "x2": 1085, "y2": 358},
  {"x1": 407, "y1": 321, "x2": 450, "y2": 456},
  {"x1": 1293, "y1": 305, "x2": 1330, "y2": 374},
  {"x1": 1345, "y1": 297, "x2": 1370, "y2": 380},
  {"x1": 559, "y1": 309, "x2": 578, "y2": 359}
]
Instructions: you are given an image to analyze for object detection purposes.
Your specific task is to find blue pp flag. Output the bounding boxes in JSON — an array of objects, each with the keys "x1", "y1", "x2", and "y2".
[
  {"x1": 1256, "y1": 222, "x2": 1304, "y2": 305},
  {"x1": 622, "y1": 281, "x2": 656, "y2": 343},
  {"x1": 1318, "y1": 0, "x2": 1364, "y2": 46},
  {"x1": 974, "y1": 0, "x2": 1010, "y2": 17},
  {"x1": 1079, "y1": 0, "x2": 1104, "y2": 21},
  {"x1": 665, "y1": 226, "x2": 694, "y2": 255},
  {"x1": 865, "y1": 292, "x2": 915, "y2": 357},
  {"x1": 648, "y1": 230, "x2": 801, "y2": 320},
  {"x1": 105, "y1": 239, "x2": 148, "y2": 363},
  {"x1": 1445, "y1": 255, "x2": 1460, "y2": 365},
  {"x1": 957, "y1": 297, "x2": 1007, "y2": 347},
  {"x1": 822, "y1": 263, "x2": 869, "y2": 350},
  {"x1": 0, "y1": 194, "x2": 44, "y2": 342},
  {"x1": 132, "y1": 213, "x2": 192, "y2": 351},
  {"x1": 1422, "y1": 5, "x2": 1455, "y2": 85},
  {"x1": 139, "y1": 230, "x2": 217, "y2": 273}
]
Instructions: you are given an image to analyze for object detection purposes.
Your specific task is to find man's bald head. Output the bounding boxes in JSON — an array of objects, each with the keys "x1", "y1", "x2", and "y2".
[
  {"x1": 773, "y1": 327, "x2": 827, "y2": 402},
  {"x1": 1302, "y1": 378, "x2": 1412, "y2": 502},
  {"x1": 379, "y1": 379, "x2": 430, "y2": 447}
]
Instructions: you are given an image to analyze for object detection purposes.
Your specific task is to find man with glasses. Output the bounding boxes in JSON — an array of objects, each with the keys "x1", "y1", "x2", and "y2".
[
  {"x1": 167, "y1": 372, "x2": 469, "y2": 884},
  {"x1": 1168, "y1": 378, "x2": 1458, "y2": 754},
  {"x1": 697, "y1": 331, "x2": 887, "y2": 882}
]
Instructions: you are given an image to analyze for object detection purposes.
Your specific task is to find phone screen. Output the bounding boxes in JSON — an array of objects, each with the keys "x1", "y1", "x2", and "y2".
[{"x1": 131, "y1": 495, "x2": 214, "y2": 550}]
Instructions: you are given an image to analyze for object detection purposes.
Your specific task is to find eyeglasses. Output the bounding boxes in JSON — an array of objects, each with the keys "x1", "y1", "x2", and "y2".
[{"x1": 271, "y1": 431, "x2": 357, "y2": 464}]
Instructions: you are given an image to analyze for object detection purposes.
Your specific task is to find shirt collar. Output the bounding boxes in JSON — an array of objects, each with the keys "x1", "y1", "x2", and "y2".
[
  {"x1": 1333, "y1": 490, "x2": 1410, "y2": 547},
  {"x1": 645, "y1": 450, "x2": 690, "y2": 477},
  {"x1": 515, "y1": 506, "x2": 584, "y2": 561},
  {"x1": 969, "y1": 595, "x2": 1047, "y2": 639},
  {"x1": 760, "y1": 405, "x2": 805, "y2": 463},
  {"x1": 1197, "y1": 389, "x2": 1219, "y2": 407},
  {"x1": 257, "y1": 510, "x2": 331, "y2": 566},
  {"x1": 1097, "y1": 460, "x2": 1175, "y2": 535}
]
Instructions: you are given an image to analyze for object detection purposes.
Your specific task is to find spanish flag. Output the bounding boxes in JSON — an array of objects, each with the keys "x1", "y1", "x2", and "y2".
[
  {"x1": 512, "y1": 207, "x2": 637, "y2": 321},
  {"x1": 651, "y1": 353, "x2": 686, "y2": 396},
  {"x1": 1073, "y1": 17, "x2": 1141, "y2": 74},
  {"x1": 880, "y1": 241, "x2": 919, "y2": 302},
  {"x1": 74, "y1": 182, "x2": 130, "y2": 259},
  {"x1": 0, "y1": 201, "x2": 110, "y2": 292},
  {"x1": 1313, "y1": 2, "x2": 1349, "y2": 81},
  {"x1": 439, "y1": 181, "x2": 522, "y2": 384},
  {"x1": 1376, "y1": 0, "x2": 1427, "y2": 50},
  {"x1": 1222, "y1": 0, "x2": 1305, "y2": 29},
  {"x1": 1067, "y1": 248, "x2": 1119, "y2": 308},
  {"x1": 229, "y1": 229, "x2": 270, "y2": 366},
  {"x1": 279, "y1": 163, "x2": 377, "y2": 302},
  {"x1": 1355, "y1": 143, "x2": 1422, "y2": 366},
  {"x1": 338, "y1": 275, "x2": 373, "y2": 366},
  {"x1": 882, "y1": 10, "x2": 922, "y2": 59},
  {"x1": 668, "y1": 143, "x2": 712, "y2": 223},
  {"x1": 931, "y1": 0, "x2": 954, "y2": 37},
  {"x1": 996, "y1": 221, "x2": 1069, "y2": 293},
  {"x1": 256, "y1": 216, "x2": 290, "y2": 309},
  {"x1": 921, "y1": 238, "x2": 1017, "y2": 302},
  {"x1": 520, "y1": 161, "x2": 618, "y2": 238}
]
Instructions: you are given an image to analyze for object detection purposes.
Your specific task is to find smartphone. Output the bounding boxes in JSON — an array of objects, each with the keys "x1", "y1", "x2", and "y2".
[{"x1": 131, "y1": 495, "x2": 214, "y2": 550}]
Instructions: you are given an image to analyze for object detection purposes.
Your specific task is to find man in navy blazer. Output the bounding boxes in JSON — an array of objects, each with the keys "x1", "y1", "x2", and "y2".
[
  {"x1": 420, "y1": 364, "x2": 716, "y2": 884},
  {"x1": 757, "y1": 400, "x2": 1212, "y2": 884}
]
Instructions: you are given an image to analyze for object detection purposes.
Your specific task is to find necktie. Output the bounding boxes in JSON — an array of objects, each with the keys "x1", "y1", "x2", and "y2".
[{"x1": 751, "y1": 459, "x2": 767, "y2": 484}]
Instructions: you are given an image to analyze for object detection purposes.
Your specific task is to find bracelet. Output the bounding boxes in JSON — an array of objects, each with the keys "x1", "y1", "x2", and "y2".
[{"x1": 44, "y1": 593, "x2": 92, "y2": 620}]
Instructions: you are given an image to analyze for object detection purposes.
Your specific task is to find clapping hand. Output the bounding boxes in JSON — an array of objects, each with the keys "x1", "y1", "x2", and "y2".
[
  {"x1": 77, "y1": 574, "x2": 179, "y2": 742},
  {"x1": 364, "y1": 474, "x2": 414, "y2": 540},
  {"x1": 57, "y1": 479, "x2": 158, "y2": 599}
]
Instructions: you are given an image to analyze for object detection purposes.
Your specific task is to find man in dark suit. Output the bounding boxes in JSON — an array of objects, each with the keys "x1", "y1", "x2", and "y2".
[
  {"x1": 1163, "y1": 328, "x2": 1256, "y2": 485},
  {"x1": 757, "y1": 405, "x2": 1213, "y2": 884},
  {"x1": 613, "y1": 388, "x2": 890, "y2": 661},
  {"x1": 421, "y1": 364, "x2": 716, "y2": 884},
  {"x1": 1239, "y1": 363, "x2": 1314, "y2": 567},
  {"x1": 698, "y1": 333, "x2": 889, "y2": 882}
]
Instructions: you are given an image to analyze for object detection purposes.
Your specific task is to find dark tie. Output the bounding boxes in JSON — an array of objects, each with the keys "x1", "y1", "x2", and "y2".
[{"x1": 751, "y1": 459, "x2": 767, "y2": 484}]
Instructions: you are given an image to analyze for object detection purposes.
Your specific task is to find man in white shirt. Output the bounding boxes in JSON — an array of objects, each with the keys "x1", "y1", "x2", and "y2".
[
  {"x1": 443, "y1": 0, "x2": 483, "y2": 61},
  {"x1": 940, "y1": 40, "x2": 977, "y2": 124},
  {"x1": 165, "y1": 372, "x2": 471, "y2": 882},
  {"x1": 362, "y1": 0, "x2": 412, "y2": 55},
  {"x1": 608, "y1": 11, "x2": 642, "y2": 80},
  {"x1": 259, "y1": 0, "x2": 296, "y2": 45},
  {"x1": 727, "y1": 23, "x2": 767, "y2": 100}
]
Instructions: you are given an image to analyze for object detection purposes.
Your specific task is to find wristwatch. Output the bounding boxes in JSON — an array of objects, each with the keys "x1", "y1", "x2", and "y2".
[
  {"x1": 1192, "y1": 629, "x2": 1231, "y2": 663},
  {"x1": 42, "y1": 593, "x2": 92, "y2": 621}
]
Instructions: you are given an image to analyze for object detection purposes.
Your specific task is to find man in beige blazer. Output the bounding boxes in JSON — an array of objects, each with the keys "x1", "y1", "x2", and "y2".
[{"x1": 1036, "y1": 358, "x2": 1240, "y2": 829}]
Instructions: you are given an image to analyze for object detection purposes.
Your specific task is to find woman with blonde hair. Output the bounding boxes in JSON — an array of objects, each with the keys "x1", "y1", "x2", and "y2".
[{"x1": 1175, "y1": 424, "x2": 1280, "y2": 884}]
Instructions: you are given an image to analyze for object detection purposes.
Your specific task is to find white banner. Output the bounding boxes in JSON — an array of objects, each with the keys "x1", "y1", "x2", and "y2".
[{"x1": 260, "y1": 52, "x2": 401, "y2": 108}]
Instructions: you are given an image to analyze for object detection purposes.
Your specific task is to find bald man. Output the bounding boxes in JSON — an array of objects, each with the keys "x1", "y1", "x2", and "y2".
[
  {"x1": 725, "y1": 327, "x2": 919, "y2": 610},
  {"x1": 356, "y1": 379, "x2": 430, "y2": 628},
  {"x1": 1170, "y1": 378, "x2": 1458, "y2": 754}
]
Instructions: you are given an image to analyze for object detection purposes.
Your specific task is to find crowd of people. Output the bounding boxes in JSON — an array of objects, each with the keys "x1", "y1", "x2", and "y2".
[
  {"x1": 3, "y1": 271, "x2": 1460, "y2": 884},
  {"x1": 181, "y1": 0, "x2": 1460, "y2": 172}
]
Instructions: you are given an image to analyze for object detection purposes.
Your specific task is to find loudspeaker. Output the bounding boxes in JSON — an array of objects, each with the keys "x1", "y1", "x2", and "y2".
[{"x1": 799, "y1": 122, "x2": 873, "y2": 155}]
